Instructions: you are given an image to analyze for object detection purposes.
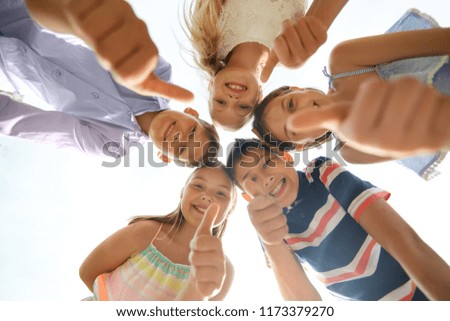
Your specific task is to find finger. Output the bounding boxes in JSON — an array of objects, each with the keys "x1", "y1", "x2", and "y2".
[
  {"x1": 261, "y1": 51, "x2": 279, "y2": 82},
  {"x1": 73, "y1": 0, "x2": 127, "y2": 44},
  {"x1": 286, "y1": 103, "x2": 349, "y2": 134},
  {"x1": 195, "y1": 204, "x2": 220, "y2": 237},
  {"x1": 190, "y1": 235, "x2": 222, "y2": 252},
  {"x1": 243, "y1": 190, "x2": 277, "y2": 210},
  {"x1": 135, "y1": 74, "x2": 195, "y2": 103},
  {"x1": 303, "y1": 17, "x2": 327, "y2": 47},
  {"x1": 281, "y1": 20, "x2": 303, "y2": 56}
]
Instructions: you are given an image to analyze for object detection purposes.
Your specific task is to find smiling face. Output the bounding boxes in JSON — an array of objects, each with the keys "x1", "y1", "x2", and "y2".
[
  {"x1": 263, "y1": 89, "x2": 331, "y2": 144},
  {"x1": 209, "y1": 66, "x2": 262, "y2": 130},
  {"x1": 181, "y1": 167, "x2": 235, "y2": 229},
  {"x1": 234, "y1": 148, "x2": 299, "y2": 208},
  {"x1": 149, "y1": 109, "x2": 212, "y2": 165}
]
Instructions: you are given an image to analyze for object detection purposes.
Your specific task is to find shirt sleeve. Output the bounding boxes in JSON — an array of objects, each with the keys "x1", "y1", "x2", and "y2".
[
  {"x1": 307, "y1": 157, "x2": 391, "y2": 222},
  {"x1": 0, "y1": 94, "x2": 126, "y2": 158}
]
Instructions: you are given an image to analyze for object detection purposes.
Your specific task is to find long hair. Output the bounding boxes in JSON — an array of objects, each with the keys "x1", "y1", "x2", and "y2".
[
  {"x1": 129, "y1": 164, "x2": 236, "y2": 239},
  {"x1": 183, "y1": 0, "x2": 227, "y2": 78}
]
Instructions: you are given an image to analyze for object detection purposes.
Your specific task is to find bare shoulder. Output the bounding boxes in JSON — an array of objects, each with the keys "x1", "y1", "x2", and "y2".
[{"x1": 125, "y1": 220, "x2": 163, "y2": 251}]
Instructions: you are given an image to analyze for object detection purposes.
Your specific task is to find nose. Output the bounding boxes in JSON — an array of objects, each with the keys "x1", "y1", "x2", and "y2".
[
  {"x1": 227, "y1": 94, "x2": 238, "y2": 99},
  {"x1": 201, "y1": 195, "x2": 212, "y2": 203},
  {"x1": 264, "y1": 175, "x2": 274, "y2": 188}
]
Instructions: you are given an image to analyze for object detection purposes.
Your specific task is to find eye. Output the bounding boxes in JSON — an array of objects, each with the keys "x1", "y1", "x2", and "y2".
[
  {"x1": 288, "y1": 99, "x2": 295, "y2": 112},
  {"x1": 179, "y1": 146, "x2": 187, "y2": 155},
  {"x1": 215, "y1": 99, "x2": 225, "y2": 105},
  {"x1": 193, "y1": 183, "x2": 203, "y2": 189},
  {"x1": 239, "y1": 105, "x2": 251, "y2": 110},
  {"x1": 216, "y1": 191, "x2": 227, "y2": 198},
  {"x1": 189, "y1": 125, "x2": 197, "y2": 136},
  {"x1": 262, "y1": 158, "x2": 271, "y2": 169},
  {"x1": 251, "y1": 176, "x2": 257, "y2": 182}
]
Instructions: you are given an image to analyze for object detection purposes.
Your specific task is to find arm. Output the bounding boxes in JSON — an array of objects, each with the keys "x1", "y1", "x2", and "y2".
[
  {"x1": 305, "y1": 0, "x2": 348, "y2": 30},
  {"x1": 264, "y1": 242, "x2": 321, "y2": 300},
  {"x1": 25, "y1": 0, "x2": 73, "y2": 34},
  {"x1": 330, "y1": 28, "x2": 450, "y2": 73},
  {"x1": 247, "y1": 195, "x2": 321, "y2": 300},
  {"x1": 358, "y1": 199, "x2": 450, "y2": 300},
  {"x1": 79, "y1": 221, "x2": 158, "y2": 292},
  {"x1": 287, "y1": 77, "x2": 450, "y2": 159},
  {"x1": 0, "y1": 95, "x2": 124, "y2": 157},
  {"x1": 25, "y1": 0, "x2": 193, "y2": 102}
]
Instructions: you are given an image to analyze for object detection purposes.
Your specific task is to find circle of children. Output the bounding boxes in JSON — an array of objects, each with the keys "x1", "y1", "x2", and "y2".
[{"x1": 1, "y1": 0, "x2": 449, "y2": 301}]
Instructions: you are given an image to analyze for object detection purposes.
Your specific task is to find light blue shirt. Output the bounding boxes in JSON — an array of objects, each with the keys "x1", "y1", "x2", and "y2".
[{"x1": 0, "y1": 0, "x2": 171, "y2": 157}]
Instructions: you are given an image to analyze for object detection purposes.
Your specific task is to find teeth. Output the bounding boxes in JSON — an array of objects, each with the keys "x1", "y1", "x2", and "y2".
[
  {"x1": 194, "y1": 205, "x2": 206, "y2": 213},
  {"x1": 226, "y1": 83, "x2": 247, "y2": 90},
  {"x1": 270, "y1": 179, "x2": 284, "y2": 197}
]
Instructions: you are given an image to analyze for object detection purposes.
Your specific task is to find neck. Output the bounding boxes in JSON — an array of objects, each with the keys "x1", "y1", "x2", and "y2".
[
  {"x1": 227, "y1": 42, "x2": 269, "y2": 78},
  {"x1": 135, "y1": 110, "x2": 164, "y2": 135}
]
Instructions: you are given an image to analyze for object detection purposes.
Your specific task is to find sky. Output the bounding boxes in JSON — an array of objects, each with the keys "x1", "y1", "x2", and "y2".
[{"x1": 0, "y1": 0, "x2": 449, "y2": 305}]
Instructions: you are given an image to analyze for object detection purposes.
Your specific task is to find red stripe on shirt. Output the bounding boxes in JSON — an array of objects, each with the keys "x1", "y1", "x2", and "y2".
[
  {"x1": 321, "y1": 239, "x2": 377, "y2": 285},
  {"x1": 353, "y1": 191, "x2": 391, "y2": 221},
  {"x1": 286, "y1": 200, "x2": 340, "y2": 245}
]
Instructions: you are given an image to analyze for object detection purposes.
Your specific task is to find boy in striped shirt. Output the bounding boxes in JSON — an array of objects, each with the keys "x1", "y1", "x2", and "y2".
[{"x1": 226, "y1": 138, "x2": 450, "y2": 300}]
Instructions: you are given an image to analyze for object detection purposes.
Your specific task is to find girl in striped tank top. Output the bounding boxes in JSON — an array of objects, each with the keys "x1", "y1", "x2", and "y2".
[{"x1": 80, "y1": 165, "x2": 237, "y2": 301}]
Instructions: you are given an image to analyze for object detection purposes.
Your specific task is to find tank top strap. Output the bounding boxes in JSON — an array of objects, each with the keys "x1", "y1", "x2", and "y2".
[
  {"x1": 150, "y1": 222, "x2": 164, "y2": 245},
  {"x1": 322, "y1": 66, "x2": 377, "y2": 90}
]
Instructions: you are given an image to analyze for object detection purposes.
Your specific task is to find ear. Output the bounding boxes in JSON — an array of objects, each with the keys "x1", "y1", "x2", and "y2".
[
  {"x1": 157, "y1": 151, "x2": 172, "y2": 163},
  {"x1": 241, "y1": 192, "x2": 253, "y2": 202},
  {"x1": 184, "y1": 107, "x2": 199, "y2": 118},
  {"x1": 281, "y1": 151, "x2": 293, "y2": 163}
]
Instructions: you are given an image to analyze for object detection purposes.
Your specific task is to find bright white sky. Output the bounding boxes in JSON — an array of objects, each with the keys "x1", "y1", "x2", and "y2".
[{"x1": 0, "y1": 0, "x2": 449, "y2": 304}]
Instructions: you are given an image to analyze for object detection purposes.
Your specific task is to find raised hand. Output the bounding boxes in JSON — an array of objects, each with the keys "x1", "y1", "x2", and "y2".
[
  {"x1": 64, "y1": 0, "x2": 194, "y2": 102},
  {"x1": 189, "y1": 203, "x2": 226, "y2": 299},
  {"x1": 261, "y1": 17, "x2": 327, "y2": 82},
  {"x1": 287, "y1": 77, "x2": 450, "y2": 158},
  {"x1": 245, "y1": 193, "x2": 288, "y2": 246}
]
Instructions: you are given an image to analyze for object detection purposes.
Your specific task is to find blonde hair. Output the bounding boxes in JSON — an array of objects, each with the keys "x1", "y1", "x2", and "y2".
[
  {"x1": 183, "y1": 0, "x2": 227, "y2": 78},
  {"x1": 129, "y1": 164, "x2": 237, "y2": 239}
]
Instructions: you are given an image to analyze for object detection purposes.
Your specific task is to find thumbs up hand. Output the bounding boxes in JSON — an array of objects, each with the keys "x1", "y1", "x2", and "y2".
[{"x1": 189, "y1": 203, "x2": 226, "y2": 299}]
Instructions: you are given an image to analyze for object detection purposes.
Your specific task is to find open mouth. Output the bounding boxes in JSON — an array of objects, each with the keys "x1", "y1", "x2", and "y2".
[
  {"x1": 269, "y1": 178, "x2": 286, "y2": 198},
  {"x1": 193, "y1": 205, "x2": 207, "y2": 214},
  {"x1": 226, "y1": 82, "x2": 247, "y2": 92},
  {"x1": 163, "y1": 121, "x2": 176, "y2": 142}
]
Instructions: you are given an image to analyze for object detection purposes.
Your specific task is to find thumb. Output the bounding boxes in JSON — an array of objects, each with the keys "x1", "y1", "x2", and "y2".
[
  {"x1": 195, "y1": 203, "x2": 220, "y2": 236},
  {"x1": 286, "y1": 103, "x2": 350, "y2": 134},
  {"x1": 261, "y1": 51, "x2": 279, "y2": 83},
  {"x1": 136, "y1": 74, "x2": 195, "y2": 103}
]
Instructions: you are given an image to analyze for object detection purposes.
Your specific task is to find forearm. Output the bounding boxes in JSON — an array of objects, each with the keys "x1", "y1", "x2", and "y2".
[
  {"x1": 332, "y1": 28, "x2": 450, "y2": 68},
  {"x1": 25, "y1": 0, "x2": 74, "y2": 34},
  {"x1": 264, "y1": 243, "x2": 321, "y2": 300},
  {"x1": 391, "y1": 236, "x2": 450, "y2": 300},
  {"x1": 306, "y1": 0, "x2": 348, "y2": 29},
  {"x1": 339, "y1": 145, "x2": 394, "y2": 164}
]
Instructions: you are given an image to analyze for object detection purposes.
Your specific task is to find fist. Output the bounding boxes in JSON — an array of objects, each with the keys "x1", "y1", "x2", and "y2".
[{"x1": 247, "y1": 195, "x2": 288, "y2": 245}]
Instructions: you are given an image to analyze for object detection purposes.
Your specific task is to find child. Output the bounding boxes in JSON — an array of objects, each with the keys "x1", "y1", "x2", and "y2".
[
  {"x1": 184, "y1": 0, "x2": 347, "y2": 131},
  {"x1": 226, "y1": 138, "x2": 450, "y2": 300},
  {"x1": 252, "y1": 9, "x2": 450, "y2": 180},
  {"x1": 0, "y1": 0, "x2": 217, "y2": 166},
  {"x1": 80, "y1": 165, "x2": 237, "y2": 300}
]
